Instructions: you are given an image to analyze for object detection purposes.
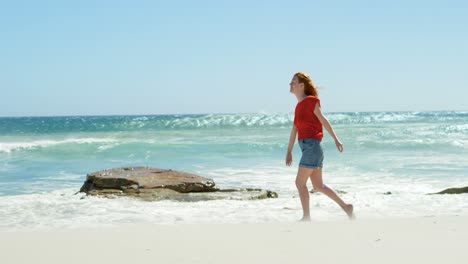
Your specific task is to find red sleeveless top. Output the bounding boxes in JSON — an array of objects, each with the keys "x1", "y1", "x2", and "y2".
[{"x1": 293, "y1": 96, "x2": 323, "y2": 141}]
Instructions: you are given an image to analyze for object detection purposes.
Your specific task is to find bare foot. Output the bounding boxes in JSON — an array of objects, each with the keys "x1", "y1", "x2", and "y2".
[
  {"x1": 299, "y1": 216, "x2": 311, "y2": 222},
  {"x1": 343, "y1": 204, "x2": 355, "y2": 220}
]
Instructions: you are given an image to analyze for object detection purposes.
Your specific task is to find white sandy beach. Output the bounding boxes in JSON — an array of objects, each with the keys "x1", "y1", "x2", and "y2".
[{"x1": 2, "y1": 216, "x2": 467, "y2": 264}]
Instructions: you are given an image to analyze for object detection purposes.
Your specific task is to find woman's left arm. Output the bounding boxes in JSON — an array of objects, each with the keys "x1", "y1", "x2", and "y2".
[{"x1": 313, "y1": 103, "x2": 344, "y2": 152}]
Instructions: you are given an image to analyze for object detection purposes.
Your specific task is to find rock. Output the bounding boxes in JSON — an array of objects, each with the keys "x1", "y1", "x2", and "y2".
[
  {"x1": 80, "y1": 167, "x2": 218, "y2": 194},
  {"x1": 383, "y1": 191, "x2": 392, "y2": 195},
  {"x1": 429, "y1": 186, "x2": 468, "y2": 195},
  {"x1": 79, "y1": 167, "x2": 278, "y2": 201}
]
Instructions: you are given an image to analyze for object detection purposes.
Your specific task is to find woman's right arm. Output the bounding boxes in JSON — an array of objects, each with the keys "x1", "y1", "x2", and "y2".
[{"x1": 286, "y1": 126, "x2": 297, "y2": 166}]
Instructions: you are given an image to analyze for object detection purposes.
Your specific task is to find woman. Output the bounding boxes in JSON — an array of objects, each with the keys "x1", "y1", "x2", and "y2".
[{"x1": 286, "y1": 72, "x2": 354, "y2": 221}]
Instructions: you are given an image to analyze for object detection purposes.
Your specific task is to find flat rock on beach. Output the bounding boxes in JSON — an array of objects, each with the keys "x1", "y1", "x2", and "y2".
[{"x1": 79, "y1": 166, "x2": 278, "y2": 201}]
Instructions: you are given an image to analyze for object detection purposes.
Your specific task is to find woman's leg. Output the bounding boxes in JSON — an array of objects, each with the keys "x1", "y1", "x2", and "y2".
[
  {"x1": 310, "y1": 169, "x2": 355, "y2": 219},
  {"x1": 295, "y1": 166, "x2": 315, "y2": 221}
]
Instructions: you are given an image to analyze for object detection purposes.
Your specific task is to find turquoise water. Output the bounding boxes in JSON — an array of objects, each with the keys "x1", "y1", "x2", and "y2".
[{"x1": 0, "y1": 111, "x2": 467, "y2": 228}]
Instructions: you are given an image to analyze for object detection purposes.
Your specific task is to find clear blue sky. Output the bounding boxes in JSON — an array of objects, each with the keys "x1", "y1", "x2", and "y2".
[{"x1": 1, "y1": 0, "x2": 467, "y2": 116}]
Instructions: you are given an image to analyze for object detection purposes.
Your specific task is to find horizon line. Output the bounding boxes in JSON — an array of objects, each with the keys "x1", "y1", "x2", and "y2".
[{"x1": 0, "y1": 109, "x2": 466, "y2": 118}]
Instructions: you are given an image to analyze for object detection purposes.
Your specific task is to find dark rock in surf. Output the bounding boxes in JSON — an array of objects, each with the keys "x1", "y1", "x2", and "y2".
[
  {"x1": 80, "y1": 167, "x2": 218, "y2": 194},
  {"x1": 79, "y1": 167, "x2": 278, "y2": 201},
  {"x1": 429, "y1": 186, "x2": 468, "y2": 195}
]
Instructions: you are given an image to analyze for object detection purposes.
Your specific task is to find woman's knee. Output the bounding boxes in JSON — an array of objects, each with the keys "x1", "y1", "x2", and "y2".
[{"x1": 295, "y1": 178, "x2": 308, "y2": 190}]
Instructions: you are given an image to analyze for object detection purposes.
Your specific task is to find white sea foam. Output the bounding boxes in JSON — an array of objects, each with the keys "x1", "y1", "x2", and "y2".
[
  {"x1": 162, "y1": 112, "x2": 436, "y2": 128},
  {"x1": 0, "y1": 138, "x2": 119, "y2": 153},
  {"x1": 1, "y1": 162, "x2": 468, "y2": 230},
  {"x1": 444, "y1": 124, "x2": 468, "y2": 133},
  {"x1": 1, "y1": 173, "x2": 467, "y2": 231},
  {"x1": 164, "y1": 113, "x2": 293, "y2": 128}
]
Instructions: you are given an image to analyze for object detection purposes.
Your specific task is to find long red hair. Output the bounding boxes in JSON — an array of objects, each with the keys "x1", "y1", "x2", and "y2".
[{"x1": 294, "y1": 72, "x2": 318, "y2": 97}]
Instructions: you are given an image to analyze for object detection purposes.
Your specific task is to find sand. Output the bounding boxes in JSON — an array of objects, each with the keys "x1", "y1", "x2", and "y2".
[{"x1": 2, "y1": 216, "x2": 467, "y2": 264}]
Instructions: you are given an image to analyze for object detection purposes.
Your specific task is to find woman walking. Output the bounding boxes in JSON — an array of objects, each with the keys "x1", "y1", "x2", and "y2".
[{"x1": 286, "y1": 72, "x2": 354, "y2": 221}]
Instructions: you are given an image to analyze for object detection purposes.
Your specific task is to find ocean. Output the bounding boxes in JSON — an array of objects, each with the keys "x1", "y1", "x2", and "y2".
[{"x1": 0, "y1": 111, "x2": 467, "y2": 230}]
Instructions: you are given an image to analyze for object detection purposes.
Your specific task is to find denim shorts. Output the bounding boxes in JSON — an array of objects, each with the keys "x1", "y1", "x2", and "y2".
[{"x1": 298, "y1": 139, "x2": 324, "y2": 169}]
